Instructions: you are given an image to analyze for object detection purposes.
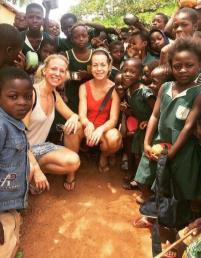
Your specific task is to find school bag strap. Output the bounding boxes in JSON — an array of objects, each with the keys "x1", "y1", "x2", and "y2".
[
  {"x1": 93, "y1": 85, "x2": 115, "y2": 124},
  {"x1": 32, "y1": 88, "x2": 56, "y2": 111}
]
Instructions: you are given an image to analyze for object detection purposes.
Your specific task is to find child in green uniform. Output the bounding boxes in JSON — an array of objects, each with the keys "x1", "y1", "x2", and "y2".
[
  {"x1": 121, "y1": 58, "x2": 155, "y2": 189},
  {"x1": 134, "y1": 38, "x2": 201, "y2": 219},
  {"x1": 65, "y1": 23, "x2": 92, "y2": 113}
]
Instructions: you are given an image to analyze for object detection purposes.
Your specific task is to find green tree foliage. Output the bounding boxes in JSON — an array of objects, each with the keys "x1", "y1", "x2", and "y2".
[{"x1": 70, "y1": 0, "x2": 177, "y2": 26}]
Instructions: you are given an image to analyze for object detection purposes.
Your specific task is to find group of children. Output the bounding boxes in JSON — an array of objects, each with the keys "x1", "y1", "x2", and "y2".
[{"x1": 0, "y1": 1, "x2": 201, "y2": 257}]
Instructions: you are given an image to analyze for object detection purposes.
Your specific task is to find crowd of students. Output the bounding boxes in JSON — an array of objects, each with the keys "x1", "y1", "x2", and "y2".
[{"x1": 0, "y1": 1, "x2": 201, "y2": 257}]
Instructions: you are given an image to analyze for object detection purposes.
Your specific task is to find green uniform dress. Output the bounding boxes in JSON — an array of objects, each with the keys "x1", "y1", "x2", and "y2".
[
  {"x1": 135, "y1": 82, "x2": 201, "y2": 200},
  {"x1": 66, "y1": 49, "x2": 93, "y2": 113},
  {"x1": 127, "y1": 85, "x2": 154, "y2": 155}
]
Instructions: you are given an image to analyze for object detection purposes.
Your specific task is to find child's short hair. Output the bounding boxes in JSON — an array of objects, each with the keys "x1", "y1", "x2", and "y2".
[
  {"x1": 129, "y1": 30, "x2": 149, "y2": 42},
  {"x1": 0, "y1": 66, "x2": 32, "y2": 93},
  {"x1": 155, "y1": 13, "x2": 169, "y2": 24},
  {"x1": 175, "y1": 7, "x2": 198, "y2": 24},
  {"x1": 168, "y1": 37, "x2": 201, "y2": 65},
  {"x1": 0, "y1": 23, "x2": 22, "y2": 49},
  {"x1": 40, "y1": 38, "x2": 57, "y2": 51},
  {"x1": 124, "y1": 58, "x2": 143, "y2": 73},
  {"x1": 60, "y1": 13, "x2": 77, "y2": 25},
  {"x1": 145, "y1": 60, "x2": 160, "y2": 72},
  {"x1": 109, "y1": 40, "x2": 124, "y2": 51},
  {"x1": 26, "y1": 3, "x2": 44, "y2": 14}
]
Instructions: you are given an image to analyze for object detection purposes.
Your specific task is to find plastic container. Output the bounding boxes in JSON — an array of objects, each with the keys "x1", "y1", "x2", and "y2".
[
  {"x1": 26, "y1": 51, "x2": 39, "y2": 70},
  {"x1": 42, "y1": 0, "x2": 58, "y2": 9}
]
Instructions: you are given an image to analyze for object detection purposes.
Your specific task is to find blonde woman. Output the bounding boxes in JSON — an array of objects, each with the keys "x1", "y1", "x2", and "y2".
[
  {"x1": 24, "y1": 54, "x2": 80, "y2": 191},
  {"x1": 79, "y1": 49, "x2": 122, "y2": 172}
]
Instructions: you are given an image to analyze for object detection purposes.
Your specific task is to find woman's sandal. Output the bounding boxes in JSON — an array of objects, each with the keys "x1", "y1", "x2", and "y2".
[
  {"x1": 132, "y1": 216, "x2": 153, "y2": 228},
  {"x1": 98, "y1": 163, "x2": 110, "y2": 173},
  {"x1": 98, "y1": 155, "x2": 110, "y2": 173},
  {"x1": 64, "y1": 178, "x2": 76, "y2": 191}
]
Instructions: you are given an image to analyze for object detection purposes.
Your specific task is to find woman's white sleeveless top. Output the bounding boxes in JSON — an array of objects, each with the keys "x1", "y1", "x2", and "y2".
[{"x1": 27, "y1": 84, "x2": 55, "y2": 145}]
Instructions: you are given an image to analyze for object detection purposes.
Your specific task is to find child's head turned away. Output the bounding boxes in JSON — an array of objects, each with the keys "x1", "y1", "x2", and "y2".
[
  {"x1": 0, "y1": 23, "x2": 22, "y2": 68},
  {"x1": 0, "y1": 66, "x2": 33, "y2": 120}
]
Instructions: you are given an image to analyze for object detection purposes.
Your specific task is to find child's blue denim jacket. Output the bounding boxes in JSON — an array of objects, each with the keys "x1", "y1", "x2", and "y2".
[{"x1": 0, "y1": 107, "x2": 29, "y2": 211}]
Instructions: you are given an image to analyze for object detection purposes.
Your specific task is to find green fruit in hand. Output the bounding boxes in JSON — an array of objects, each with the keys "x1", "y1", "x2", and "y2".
[{"x1": 26, "y1": 51, "x2": 39, "y2": 70}]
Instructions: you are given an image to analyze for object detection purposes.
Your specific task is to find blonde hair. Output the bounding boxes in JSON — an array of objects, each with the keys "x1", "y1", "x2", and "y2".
[{"x1": 35, "y1": 54, "x2": 69, "y2": 82}]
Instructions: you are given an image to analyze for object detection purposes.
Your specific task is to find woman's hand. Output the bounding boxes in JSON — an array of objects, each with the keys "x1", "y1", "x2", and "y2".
[
  {"x1": 64, "y1": 114, "x2": 79, "y2": 135},
  {"x1": 84, "y1": 122, "x2": 95, "y2": 141},
  {"x1": 87, "y1": 126, "x2": 104, "y2": 147},
  {"x1": 120, "y1": 101, "x2": 129, "y2": 112},
  {"x1": 33, "y1": 167, "x2": 50, "y2": 191}
]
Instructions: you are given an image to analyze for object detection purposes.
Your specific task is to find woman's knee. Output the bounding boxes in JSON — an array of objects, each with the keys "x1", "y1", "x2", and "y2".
[
  {"x1": 104, "y1": 129, "x2": 122, "y2": 150},
  {"x1": 62, "y1": 150, "x2": 80, "y2": 172}
]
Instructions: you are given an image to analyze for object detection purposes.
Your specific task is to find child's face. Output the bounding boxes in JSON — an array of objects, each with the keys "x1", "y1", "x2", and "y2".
[
  {"x1": 48, "y1": 20, "x2": 60, "y2": 37},
  {"x1": 91, "y1": 53, "x2": 110, "y2": 80},
  {"x1": 122, "y1": 60, "x2": 141, "y2": 88},
  {"x1": 151, "y1": 15, "x2": 166, "y2": 30},
  {"x1": 150, "y1": 32, "x2": 166, "y2": 53},
  {"x1": 171, "y1": 50, "x2": 200, "y2": 85},
  {"x1": 110, "y1": 45, "x2": 124, "y2": 63},
  {"x1": 0, "y1": 79, "x2": 33, "y2": 120},
  {"x1": 61, "y1": 17, "x2": 76, "y2": 38},
  {"x1": 14, "y1": 12, "x2": 27, "y2": 31},
  {"x1": 142, "y1": 65, "x2": 152, "y2": 85},
  {"x1": 150, "y1": 69, "x2": 164, "y2": 94},
  {"x1": 26, "y1": 8, "x2": 43, "y2": 32},
  {"x1": 173, "y1": 13, "x2": 196, "y2": 38},
  {"x1": 129, "y1": 35, "x2": 147, "y2": 53},
  {"x1": 40, "y1": 44, "x2": 56, "y2": 62},
  {"x1": 43, "y1": 58, "x2": 67, "y2": 88},
  {"x1": 71, "y1": 26, "x2": 89, "y2": 49}
]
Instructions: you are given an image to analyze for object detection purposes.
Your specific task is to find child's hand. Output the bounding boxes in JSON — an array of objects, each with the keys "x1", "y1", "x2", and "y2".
[
  {"x1": 185, "y1": 218, "x2": 201, "y2": 236},
  {"x1": 144, "y1": 144, "x2": 154, "y2": 160},
  {"x1": 14, "y1": 52, "x2": 26, "y2": 69},
  {"x1": 0, "y1": 222, "x2": 4, "y2": 245},
  {"x1": 77, "y1": 70, "x2": 89, "y2": 80},
  {"x1": 120, "y1": 101, "x2": 128, "y2": 112}
]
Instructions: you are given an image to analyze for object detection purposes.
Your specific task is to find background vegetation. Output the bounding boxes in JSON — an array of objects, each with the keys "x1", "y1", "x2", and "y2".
[{"x1": 70, "y1": 0, "x2": 178, "y2": 26}]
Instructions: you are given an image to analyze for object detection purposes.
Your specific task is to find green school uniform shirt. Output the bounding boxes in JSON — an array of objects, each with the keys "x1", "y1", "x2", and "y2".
[
  {"x1": 135, "y1": 81, "x2": 201, "y2": 200},
  {"x1": 65, "y1": 49, "x2": 93, "y2": 113}
]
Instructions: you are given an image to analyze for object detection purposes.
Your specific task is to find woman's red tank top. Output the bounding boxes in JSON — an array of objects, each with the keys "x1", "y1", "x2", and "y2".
[{"x1": 85, "y1": 81, "x2": 112, "y2": 128}]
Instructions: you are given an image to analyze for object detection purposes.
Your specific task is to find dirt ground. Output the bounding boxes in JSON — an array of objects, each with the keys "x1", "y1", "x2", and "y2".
[{"x1": 20, "y1": 154, "x2": 152, "y2": 258}]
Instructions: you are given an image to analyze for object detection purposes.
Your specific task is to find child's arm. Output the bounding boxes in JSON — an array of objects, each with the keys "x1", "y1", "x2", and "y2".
[
  {"x1": 168, "y1": 94, "x2": 201, "y2": 160},
  {"x1": 144, "y1": 87, "x2": 162, "y2": 159}
]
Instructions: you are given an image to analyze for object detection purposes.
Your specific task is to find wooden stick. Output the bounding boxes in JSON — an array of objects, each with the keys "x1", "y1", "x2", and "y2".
[{"x1": 154, "y1": 228, "x2": 196, "y2": 258}]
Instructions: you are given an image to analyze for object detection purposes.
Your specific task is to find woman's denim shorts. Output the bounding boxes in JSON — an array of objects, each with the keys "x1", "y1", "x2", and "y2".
[{"x1": 31, "y1": 142, "x2": 63, "y2": 160}]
